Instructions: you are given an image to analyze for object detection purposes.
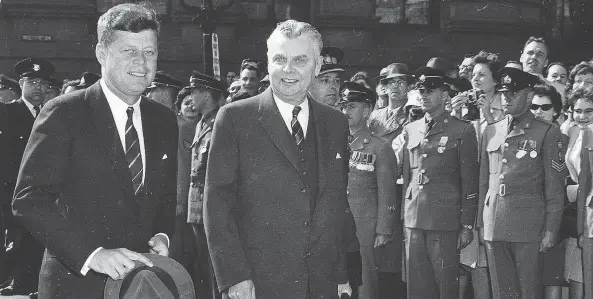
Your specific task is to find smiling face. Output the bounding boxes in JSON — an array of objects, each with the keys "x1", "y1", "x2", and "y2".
[
  {"x1": 309, "y1": 71, "x2": 341, "y2": 106},
  {"x1": 471, "y1": 63, "x2": 496, "y2": 93},
  {"x1": 520, "y1": 41, "x2": 548, "y2": 75},
  {"x1": 239, "y1": 68, "x2": 259, "y2": 94},
  {"x1": 96, "y1": 30, "x2": 158, "y2": 105},
  {"x1": 267, "y1": 34, "x2": 322, "y2": 105},
  {"x1": 573, "y1": 98, "x2": 593, "y2": 127}
]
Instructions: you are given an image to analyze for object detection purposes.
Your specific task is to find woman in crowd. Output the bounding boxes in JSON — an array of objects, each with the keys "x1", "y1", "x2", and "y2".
[
  {"x1": 561, "y1": 62, "x2": 593, "y2": 134},
  {"x1": 563, "y1": 86, "x2": 593, "y2": 299}
]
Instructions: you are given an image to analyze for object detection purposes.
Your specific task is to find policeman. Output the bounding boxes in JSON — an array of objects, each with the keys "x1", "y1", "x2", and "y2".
[
  {"x1": 338, "y1": 81, "x2": 399, "y2": 299},
  {"x1": 401, "y1": 66, "x2": 479, "y2": 299},
  {"x1": 368, "y1": 63, "x2": 413, "y2": 144},
  {"x1": 144, "y1": 70, "x2": 183, "y2": 110},
  {"x1": 309, "y1": 46, "x2": 345, "y2": 108},
  {"x1": 477, "y1": 67, "x2": 566, "y2": 299},
  {"x1": 185, "y1": 72, "x2": 226, "y2": 299},
  {"x1": 0, "y1": 57, "x2": 54, "y2": 297},
  {"x1": 0, "y1": 75, "x2": 21, "y2": 103}
]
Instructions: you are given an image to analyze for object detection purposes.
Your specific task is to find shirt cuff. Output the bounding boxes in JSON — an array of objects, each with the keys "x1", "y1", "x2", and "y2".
[
  {"x1": 155, "y1": 233, "x2": 170, "y2": 248},
  {"x1": 81, "y1": 247, "x2": 103, "y2": 276}
]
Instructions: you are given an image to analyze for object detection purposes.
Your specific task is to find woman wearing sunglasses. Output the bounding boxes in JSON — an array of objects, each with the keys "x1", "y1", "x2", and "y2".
[{"x1": 531, "y1": 83, "x2": 563, "y2": 124}]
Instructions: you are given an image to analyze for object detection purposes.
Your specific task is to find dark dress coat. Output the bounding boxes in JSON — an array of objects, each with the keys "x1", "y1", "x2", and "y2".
[
  {"x1": 204, "y1": 88, "x2": 354, "y2": 299},
  {"x1": 11, "y1": 82, "x2": 178, "y2": 299}
]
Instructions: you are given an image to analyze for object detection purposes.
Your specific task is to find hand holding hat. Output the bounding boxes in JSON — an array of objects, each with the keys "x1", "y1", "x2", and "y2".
[
  {"x1": 88, "y1": 248, "x2": 154, "y2": 281},
  {"x1": 149, "y1": 234, "x2": 169, "y2": 257}
]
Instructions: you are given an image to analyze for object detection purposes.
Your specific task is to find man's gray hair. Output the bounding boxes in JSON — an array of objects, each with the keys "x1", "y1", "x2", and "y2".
[
  {"x1": 97, "y1": 3, "x2": 160, "y2": 47},
  {"x1": 267, "y1": 20, "x2": 323, "y2": 56}
]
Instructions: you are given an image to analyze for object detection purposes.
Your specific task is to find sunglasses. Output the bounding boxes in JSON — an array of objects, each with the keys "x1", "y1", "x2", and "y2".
[{"x1": 530, "y1": 104, "x2": 553, "y2": 111}]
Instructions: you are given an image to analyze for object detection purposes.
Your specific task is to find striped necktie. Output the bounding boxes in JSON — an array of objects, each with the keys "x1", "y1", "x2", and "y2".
[
  {"x1": 125, "y1": 107, "x2": 143, "y2": 194},
  {"x1": 291, "y1": 106, "x2": 304, "y2": 145}
]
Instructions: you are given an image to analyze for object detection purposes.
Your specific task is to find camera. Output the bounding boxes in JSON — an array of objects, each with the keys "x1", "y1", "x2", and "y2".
[{"x1": 463, "y1": 89, "x2": 483, "y2": 121}]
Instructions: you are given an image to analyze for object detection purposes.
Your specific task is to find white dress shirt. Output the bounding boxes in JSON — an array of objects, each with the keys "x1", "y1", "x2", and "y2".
[
  {"x1": 273, "y1": 94, "x2": 309, "y2": 137},
  {"x1": 21, "y1": 97, "x2": 39, "y2": 117},
  {"x1": 81, "y1": 80, "x2": 168, "y2": 275}
]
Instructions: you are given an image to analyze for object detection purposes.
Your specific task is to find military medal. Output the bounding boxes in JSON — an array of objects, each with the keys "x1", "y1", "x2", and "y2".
[
  {"x1": 516, "y1": 140, "x2": 527, "y2": 159},
  {"x1": 350, "y1": 151, "x2": 376, "y2": 172},
  {"x1": 437, "y1": 136, "x2": 448, "y2": 154},
  {"x1": 528, "y1": 140, "x2": 538, "y2": 158}
]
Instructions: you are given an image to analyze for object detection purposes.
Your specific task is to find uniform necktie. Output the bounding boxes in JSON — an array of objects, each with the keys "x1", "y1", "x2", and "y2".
[
  {"x1": 33, "y1": 105, "x2": 40, "y2": 118},
  {"x1": 125, "y1": 107, "x2": 143, "y2": 195},
  {"x1": 427, "y1": 119, "x2": 435, "y2": 131},
  {"x1": 292, "y1": 106, "x2": 304, "y2": 145}
]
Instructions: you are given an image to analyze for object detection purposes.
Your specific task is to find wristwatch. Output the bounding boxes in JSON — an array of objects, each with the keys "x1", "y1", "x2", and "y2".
[{"x1": 462, "y1": 224, "x2": 473, "y2": 230}]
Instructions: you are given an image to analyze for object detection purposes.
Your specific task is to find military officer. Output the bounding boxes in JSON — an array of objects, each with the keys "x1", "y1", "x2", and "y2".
[
  {"x1": 401, "y1": 66, "x2": 479, "y2": 299},
  {"x1": 477, "y1": 67, "x2": 567, "y2": 299},
  {"x1": 0, "y1": 75, "x2": 21, "y2": 103},
  {"x1": 368, "y1": 63, "x2": 413, "y2": 144},
  {"x1": 144, "y1": 70, "x2": 183, "y2": 110},
  {"x1": 183, "y1": 72, "x2": 227, "y2": 299},
  {"x1": 0, "y1": 58, "x2": 54, "y2": 297},
  {"x1": 338, "y1": 81, "x2": 399, "y2": 299},
  {"x1": 309, "y1": 46, "x2": 345, "y2": 108}
]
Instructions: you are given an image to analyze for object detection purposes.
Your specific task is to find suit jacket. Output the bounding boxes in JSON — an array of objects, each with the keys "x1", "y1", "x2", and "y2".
[
  {"x1": 0, "y1": 99, "x2": 35, "y2": 226},
  {"x1": 478, "y1": 112, "x2": 566, "y2": 242},
  {"x1": 402, "y1": 113, "x2": 479, "y2": 231},
  {"x1": 368, "y1": 106, "x2": 407, "y2": 144},
  {"x1": 204, "y1": 88, "x2": 353, "y2": 299},
  {"x1": 12, "y1": 82, "x2": 178, "y2": 298}
]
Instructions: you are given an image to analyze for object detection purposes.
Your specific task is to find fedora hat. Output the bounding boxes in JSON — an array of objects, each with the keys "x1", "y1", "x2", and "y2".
[
  {"x1": 380, "y1": 63, "x2": 412, "y2": 82},
  {"x1": 104, "y1": 254, "x2": 195, "y2": 299}
]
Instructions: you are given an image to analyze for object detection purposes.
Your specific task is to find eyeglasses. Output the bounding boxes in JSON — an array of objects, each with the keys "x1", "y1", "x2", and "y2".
[
  {"x1": 530, "y1": 104, "x2": 553, "y2": 111},
  {"x1": 383, "y1": 79, "x2": 407, "y2": 87}
]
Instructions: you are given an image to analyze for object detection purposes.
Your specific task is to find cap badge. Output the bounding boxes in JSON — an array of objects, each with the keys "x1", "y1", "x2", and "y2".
[
  {"x1": 502, "y1": 75, "x2": 512, "y2": 84},
  {"x1": 33, "y1": 64, "x2": 40, "y2": 72},
  {"x1": 342, "y1": 88, "x2": 349, "y2": 96},
  {"x1": 323, "y1": 55, "x2": 336, "y2": 65},
  {"x1": 419, "y1": 75, "x2": 426, "y2": 81}
]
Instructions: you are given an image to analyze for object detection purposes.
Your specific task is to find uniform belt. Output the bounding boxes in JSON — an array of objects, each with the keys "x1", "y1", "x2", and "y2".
[
  {"x1": 488, "y1": 183, "x2": 541, "y2": 197},
  {"x1": 410, "y1": 169, "x2": 460, "y2": 185}
]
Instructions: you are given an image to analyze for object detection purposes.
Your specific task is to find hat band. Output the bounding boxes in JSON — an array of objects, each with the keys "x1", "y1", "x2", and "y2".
[{"x1": 119, "y1": 266, "x2": 180, "y2": 299}]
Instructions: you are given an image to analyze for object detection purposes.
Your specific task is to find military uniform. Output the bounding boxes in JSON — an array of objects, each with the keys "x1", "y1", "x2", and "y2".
[
  {"x1": 338, "y1": 81, "x2": 398, "y2": 299},
  {"x1": 477, "y1": 67, "x2": 567, "y2": 299},
  {"x1": 0, "y1": 58, "x2": 54, "y2": 296}
]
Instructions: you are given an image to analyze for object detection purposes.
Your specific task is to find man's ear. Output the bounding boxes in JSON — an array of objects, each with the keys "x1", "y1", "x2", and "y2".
[
  {"x1": 18, "y1": 78, "x2": 24, "y2": 89},
  {"x1": 314, "y1": 55, "x2": 323, "y2": 77},
  {"x1": 95, "y1": 43, "x2": 106, "y2": 67}
]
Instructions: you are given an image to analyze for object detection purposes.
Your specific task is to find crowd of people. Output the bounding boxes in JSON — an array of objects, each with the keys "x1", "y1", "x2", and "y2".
[{"x1": 3, "y1": 2, "x2": 593, "y2": 299}]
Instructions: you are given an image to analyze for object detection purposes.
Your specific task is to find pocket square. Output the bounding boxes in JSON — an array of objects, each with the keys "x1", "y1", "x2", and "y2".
[
  {"x1": 162, "y1": 154, "x2": 168, "y2": 160},
  {"x1": 336, "y1": 153, "x2": 342, "y2": 159}
]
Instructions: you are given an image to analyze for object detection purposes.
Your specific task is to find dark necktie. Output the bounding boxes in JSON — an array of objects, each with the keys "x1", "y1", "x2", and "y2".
[
  {"x1": 292, "y1": 106, "x2": 304, "y2": 145},
  {"x1": 33, "y1": 105, "x2": 40, "y2": 118},
  {"x1": 579, "y1": 128, "x2": 593, "y2": 208},
  {"x1": 427, "y1": 119, "x2": 435, "y2": 131},
  {"x1": 125, "y1": 107, "x2": 143, "y2": 195}
]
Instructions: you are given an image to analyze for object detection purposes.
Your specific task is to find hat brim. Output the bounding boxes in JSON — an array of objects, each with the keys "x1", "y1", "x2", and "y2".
[
  {"x1": 381, "y1": 73, "x2": 412, "y2": 82},
  {"x1": 319, "y1": 64, "x2": 345, "y2": 76},
  {"x1": 104, "y1": 254, "x2": 195, "y2": 299}
]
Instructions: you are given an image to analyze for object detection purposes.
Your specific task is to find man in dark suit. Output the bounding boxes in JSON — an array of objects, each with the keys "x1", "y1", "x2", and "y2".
[
  {"x1": 0, "y1": 57, "x2": 54, "y2": 297},
  {"x1": 204, "y1": 20, "x2": 354, "y2": 299},
  {"x1": 11, "y1": 4, "x2": 178, "y2": 298}
]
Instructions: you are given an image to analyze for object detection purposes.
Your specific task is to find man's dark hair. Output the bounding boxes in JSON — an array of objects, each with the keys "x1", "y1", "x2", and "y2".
[
  {"x1": 471, "y1": 50, "x2": 502, "y2": 81},
  {"x1": 97, "y1": 3, "x2": 160, "y2": 47},
  {"x1": 240, "y1": 64, "x2": 260, "y2": 78},
  {"x1": 229, "y1": 90, "x2": 253, "y2": 103},
  {"x1": 532, "y1": 83, "x2": 563, "y2": 120},
  {"x1": 175, "y1": 86, "x2": 193, "y2": 112}
]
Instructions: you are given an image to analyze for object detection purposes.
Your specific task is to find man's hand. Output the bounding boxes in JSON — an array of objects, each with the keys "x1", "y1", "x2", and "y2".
[
  {"x1": 373, "y1": 233, "x2": 391, "y2": 248},
  {"x1": 338, "y1": 283, "x2": 352, "y2": 297},
  {"x1": 450, "y1": 94, "x2": 469, "y2": 110},
  {"x1": 88, "y1": 248, "x2": 153, "y2": 280},
  {"x1": 227, "y1": 280, "x2": 255, "y2": 299},
  {"x1": 578, "y1": 234, "x2": 584, "y2": 249},
  {"x1": 457, "y1": 227, "x2": 473, "y2": 250},
  {"x1": 540, "y1": 231, "x2": 556, "y2": 253},
  {"x1": 148, "y1": 234, "x2": 169, "y2": 257}
]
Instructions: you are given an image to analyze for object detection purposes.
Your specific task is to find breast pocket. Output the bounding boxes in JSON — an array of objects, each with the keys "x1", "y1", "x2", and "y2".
[
  {"x1": 486, "y1": 141, "x2": 502, "y2": 174},
  {"x1": 407, "y1": 138, "x2": 421, "y2": 169}
]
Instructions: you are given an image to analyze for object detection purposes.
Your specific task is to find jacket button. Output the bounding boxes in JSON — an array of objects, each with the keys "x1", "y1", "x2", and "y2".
[
  {"x1": 422, "y1": 154, "x2": 427, "y2": 158},
  {"x1": 420, "y1": 169, "x2": 426, "y2": 173},
  {"x1": 419, "y1": 186, "x2": 424, "y2": 190},
  {"x1": 502, "y1": 159, "x2": 507, "y2": 163}
]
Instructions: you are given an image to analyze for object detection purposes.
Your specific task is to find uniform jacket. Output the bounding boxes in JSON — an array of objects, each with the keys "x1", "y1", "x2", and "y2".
[
  {"x1": 0, "y1": 99, "x2": 35, "y2": 224},
  {"x1": 478, "y1": 112, "x2": 566, "y2": 242},
  {"x1": 187, "y1": 110, "x2": 217, "y2": 224},
  {"x1": 368, "y1": 106, "x2": 407, "y2": 143},
  {"x1": 402, "y1": 113, "x2": 479, "y2": 231},
  {"x1": 11, "y1": 82, "x2": 178, "y2": 298},
  {"x1": 204, "y1": 88, "x2": 354, "y2": 299},
  {"x1": 175, "y1": 116, "x2": 198, "y2": 219}
]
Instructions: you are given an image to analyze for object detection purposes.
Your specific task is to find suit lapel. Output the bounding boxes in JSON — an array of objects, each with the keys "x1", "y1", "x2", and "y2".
[
  {"x1": 140, "y1": 98, "x2": 159, "y2": 187},
  {"x1": 257, "y1": 89, "x2": 300, "y2": 173},
  {"x1": 310, "y1": 98, "x2": 329, "y2": 194},
  {"x1": 85, "y1": 82, "x2": 134, "y2": 195}
]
